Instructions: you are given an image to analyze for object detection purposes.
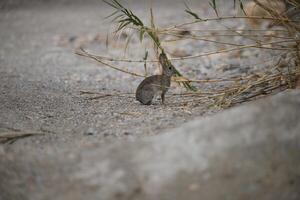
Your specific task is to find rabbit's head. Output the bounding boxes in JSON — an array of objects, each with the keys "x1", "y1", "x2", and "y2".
[{"x1": 159, "y1": 52, "x2": 177, "y2": 77}]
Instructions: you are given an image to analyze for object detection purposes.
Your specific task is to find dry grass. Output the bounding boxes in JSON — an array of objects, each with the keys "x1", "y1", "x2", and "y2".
[
  {"x1": 0, "y1": 131, "x2": 45, "y2": 144},
  {"x1": 76, "y1": 0, "x2": 300, "y2": 107}
]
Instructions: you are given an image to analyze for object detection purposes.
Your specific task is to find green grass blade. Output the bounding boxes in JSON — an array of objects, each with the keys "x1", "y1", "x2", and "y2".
[
  {"x1": 103, "y1": 0, "x2": 118, "y2": 9},
  {"x1": 185, "y1": 9, "x2": 201, "y2": 20}
]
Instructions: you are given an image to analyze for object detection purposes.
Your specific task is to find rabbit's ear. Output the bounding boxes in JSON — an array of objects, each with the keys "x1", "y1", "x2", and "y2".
[{"x1": 159, "y1": 53, "x2": 168, "y2": 67}]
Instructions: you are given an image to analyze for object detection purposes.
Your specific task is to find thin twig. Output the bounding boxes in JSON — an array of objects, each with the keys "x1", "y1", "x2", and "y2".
[
  {"x1": 163, "y1": 16, "x2": 298, "y2": 31},
  {"x1": 77, "y1": 39, "x2": 296, "y2": 64},
  {"x1": 75, "y1": 48, "x2": 145, "y2": 77},
  {"x1": 0, "y1": 131, "x2": 45, "y2": 144}
]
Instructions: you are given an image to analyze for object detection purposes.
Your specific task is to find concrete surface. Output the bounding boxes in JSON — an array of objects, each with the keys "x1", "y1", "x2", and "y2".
[{"x1": 0, "y1": 90, "x2": 299, "y2": 200}]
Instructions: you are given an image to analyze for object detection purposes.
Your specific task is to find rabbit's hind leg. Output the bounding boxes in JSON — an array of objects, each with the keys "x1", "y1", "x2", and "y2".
[{"x1": 137, "y1": 89, "x2": 154, "y2": 105}]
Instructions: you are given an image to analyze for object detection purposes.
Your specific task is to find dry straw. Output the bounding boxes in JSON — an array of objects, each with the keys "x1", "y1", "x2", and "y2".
[{"x1": 77, "y1": 0, "x2": 300, "y2": 107}]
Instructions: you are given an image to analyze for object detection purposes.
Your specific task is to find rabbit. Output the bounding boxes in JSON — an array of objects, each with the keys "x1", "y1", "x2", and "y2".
[{"x1": 136, "y1": 52, "x2": 176, "y2": 105}]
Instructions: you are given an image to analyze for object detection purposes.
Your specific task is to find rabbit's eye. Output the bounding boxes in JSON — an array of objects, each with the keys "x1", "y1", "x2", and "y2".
[{"x1": 169, "y1": 67, "x2": 172, "y2": 70}]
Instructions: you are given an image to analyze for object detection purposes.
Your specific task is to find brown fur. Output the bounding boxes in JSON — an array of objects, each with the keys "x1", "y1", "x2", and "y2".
[{"x1": 135, "y1": 53, "x2": 176, "y2": 105}]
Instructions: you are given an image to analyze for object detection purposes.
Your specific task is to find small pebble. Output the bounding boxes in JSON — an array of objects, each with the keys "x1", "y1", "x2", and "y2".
[{"x1": 84, "y1": 128, "x2": 96, "y2": 136}]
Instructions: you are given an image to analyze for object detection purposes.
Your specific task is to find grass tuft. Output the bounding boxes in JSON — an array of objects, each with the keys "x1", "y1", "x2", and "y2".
[{"x1": 76, "y1": 0, "x2": 300, "y2": 107}]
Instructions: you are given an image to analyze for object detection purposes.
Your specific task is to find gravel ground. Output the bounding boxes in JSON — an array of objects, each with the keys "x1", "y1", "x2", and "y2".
[{"x1": 0, "y1": 0, "x2": 284, "y2": 150}]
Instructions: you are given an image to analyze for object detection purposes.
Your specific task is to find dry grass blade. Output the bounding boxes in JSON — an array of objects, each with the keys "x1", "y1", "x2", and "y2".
[
  {"x1": 79, "y1": 90, "x2": 134, "y2": 100},
  {"x1": 0, "y1": 131, "x2": 45, "y2": 144},
  {"x1": 163, "y1": 16, "x2": 297, "y2": 32},
  {"x1": 76, "y1": 38, "x2": 296, "y2": 64},
  {"x1": 75, "y1": 48, "x2": 145, "y2": 77}
]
